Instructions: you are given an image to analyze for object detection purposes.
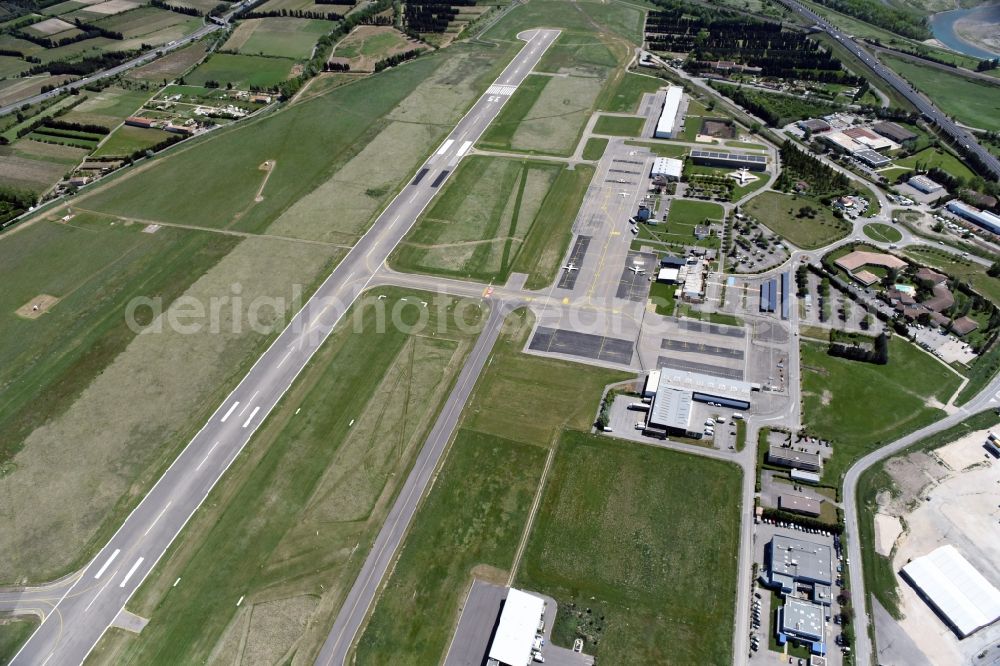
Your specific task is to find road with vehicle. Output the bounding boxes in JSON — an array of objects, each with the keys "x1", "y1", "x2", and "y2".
[{"x1": 9, "y1": 28, "x2": 560, "y2": 666}]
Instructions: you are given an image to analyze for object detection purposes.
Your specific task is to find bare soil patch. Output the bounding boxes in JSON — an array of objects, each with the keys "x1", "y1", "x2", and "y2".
[
  {"x1": 16, "y1": 294, "x2": 60, "y2": 319},
  {"x1": 329, "y1": 26, "x2": 426, "y2": 73}
]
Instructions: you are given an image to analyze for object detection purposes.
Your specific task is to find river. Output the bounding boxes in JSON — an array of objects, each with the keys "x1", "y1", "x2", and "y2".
[{"x1": 930, "y1": 2, "x2": 1000, "y2": 60}]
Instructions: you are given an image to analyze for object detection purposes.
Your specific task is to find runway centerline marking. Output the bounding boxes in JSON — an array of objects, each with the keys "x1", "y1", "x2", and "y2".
[
  {"x1": 144, "y1": 502, "x2": 172, "y2": 537},
  {"x1": 119, "y1": 557, "x2": 144, "y2": 588},
  {"x1": 93, "y1": 549, "x2": 120, "y2": 580},
  {"x1": 85, "y1": 577, "x2": 115, "y2": 613},
  {"x1": 238, "y1": 392, "x2": 259, "y2": 417},
  {"x1": 196, "y1": 441, "x2": 221, "y2": 471},
  {"x1": 277, "y1": 350, "x2": 292, "y2": 369},
  {"x1": 242, "y1": 406, "x2": 260, "y2": 428},
  {"x1": 220, "y1": 401, "x2": 239, "y2": 423}
]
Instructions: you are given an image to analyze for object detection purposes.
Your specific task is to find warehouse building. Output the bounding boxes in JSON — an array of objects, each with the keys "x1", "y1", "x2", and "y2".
[
  {"x1": 947, "y1": 200, "x2": 1000, "y2": 235},
  {"x1": 768, "y1": 445, "x2": 822, "y2": 472},
  {"x1": 690, "y1": 149, "x2": 768, "y2": 172},
  {"x1": 651, "y1": 156, "x2": 683, "y2": 181},
  {"x1": 797, "y1": 118, "x2": 831, "y2": 133},
  {"x1": 779, "y1": 494, "x2": 822, "y2": 517},
  {"x1": 487, "y1": 588, "x2": 547, "y2": 666},
  {"x1": 765, "y1": 534, "x2": 834, "y2": 606},
  {"x1": 777, "y1": 597, "x2": 827, "y2": 656},
  {"x1": 872, "y1": 120, "x2": 917, "y2": 144},
  {"x1": 647, "y1": 368, "x2": 756, "y2": 410},
  {"x1": 901, "y1": 545, "x2": 1000, "y2": 638},
  {"x1": 843, "y1": 126, "x2": 896, "y2": 151},
  {"x1": 645, "y1": 386, "x2": 696, "y2": 437},
  {"x1": 854, "y1": 148, "x2": 891, "y2": 168},
  {"x1": 907, "y1": 174, "x2": 944, "y2": 194},
  {"x1": 654, "y1": 86, "x2": 685, "y2": 139},
  {"x1": 791, "y1": 469, "x2": 821, "y2": 485}
]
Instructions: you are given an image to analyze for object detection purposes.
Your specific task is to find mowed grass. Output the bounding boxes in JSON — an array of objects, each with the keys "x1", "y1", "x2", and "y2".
[
  {"x1": 0, "y1": 617, "x2": 38, "y2": 662},
  {"x1": 391, "y1": 156, "x2": 595, "y2": 288},
  {"x1": 582, "y1": 137, "x2": 607, "y2": 160},
  {"x1": 744, "y1": 191, "x2": 851, "y2": 249},
  {"x1": 668, "y1": 198, "x2": 725, "y2": 225},
  {"x1": 184, "y1": 52, "x2": 295, "y2": 88},
  {"x1": 225, "y1": 17, "x2": 331, "y2": 60},
  {"x1": 593, "y1": 114, "x2": 645, "y2": 137},
  {"x1": 800, "y1": 337, "x2": 962, "y2": 484},
  {"x1": 601, "y1": 71, "x2": 661, "y2": 113},
  {"x1": 882, "y1": 55, "x2": 1000, "y2": 132},
  {"x1": 104, "y1": 289, "x2": 482, "y2": 664},
  {"x1": 517, "y1": 431, "x2": 740, "y2": 663},
  {"x1": 893, "y1": 146, "x2": 977, "y2": 181},
  {"x1": 92, "y1": 126, "x2": 175, "y2": 158},
  {"x1": 353, "y1": 430, "x2": 545, "y2": 665},
  {"x1": 862, "y1": 222, "x2": 902, "y2": 243}
]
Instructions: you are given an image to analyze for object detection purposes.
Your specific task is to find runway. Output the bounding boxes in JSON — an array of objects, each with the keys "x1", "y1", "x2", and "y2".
[{"x1": 10, "y1": 27, "x2": 560, "y2": 666}]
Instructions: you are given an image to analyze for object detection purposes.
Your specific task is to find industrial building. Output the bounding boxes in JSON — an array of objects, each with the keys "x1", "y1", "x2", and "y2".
[
  {"x1": 487, "y1": 588, "x2": 547, "y2": 666},
  {"x1": 872, "y1": 121, "x2": 917, "y2": 144},
  {"x1": 779, "y1": 494, "x2": 822, "y2": 517},
  {"x1": 854, "y1": 148, "x2": 891, "y2": 168},
  {"x1": 843, "y1": 126, "x2": 896, "y2": 151},
  {"x1": 765, "y1": 535, "x2": 834, "y2": 605},
  {"x1": 797, "y1": 118, "x2": 831, "y2": 134},
  {"x1": 901, "y1": 545, "x2": 1000, "y2": 638},
  {"x1": 947, "y1": 200, "x2": 1000, "y2": 235},
  {"x1": 654, "y1": 86, "x2": 684, "y2": 139},
  {"x1": 777, "y1": 597, "x2": 827, "y2": 655},
  {"x1": 768, "y1": 445, "x2": 822, "y2": 472},
  {"x1": 907, "y1": 174, "x2": 944, "y2": 194},
  {"x1": 690, "y1": 149, "x2": 768, "y2": 172},
  {"x1": 645, "y1": 386, "x2": 696, "y2": 437},
  {"x1": 791, "y1": 469, "x2": 821, "y2": 484},
  {"x1": 656, "y1": 267, "x2": 680, "y2": 283},
  {"x1": 653, "y1": 368, "x2": 756, "y2": 409},
  {"x1": 651, "y1": 156, "x2": 683, "y2": 181},
  {"x1": 680, "y1": 259, "x2": 707, "y2": 302}
]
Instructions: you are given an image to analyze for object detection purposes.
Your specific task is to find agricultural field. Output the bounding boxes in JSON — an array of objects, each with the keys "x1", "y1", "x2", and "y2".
[
  {"x1": 478, "y1": 72, "x2": 604, "y2": 157},
  {"x1": 222, "y1": 17, "x2": 332, "y2": 60},
  {"x1": 59, "y1": 86, "x2": 152, "y2": 129},
  {"x1": 517, "y1": 431, "x2": 740, "y2": 663},
  {"x1": 391, "y1": 156, "x2": 593, "y2": 286},
  {"x1": 257, "y1": 0, "x2": 351, "y2": 12},
  {"x1": 354, "y1": 307, "x2": 630, "y2": 663},
  {"x1": 592, "y1": 114, "x2": 645, "y2": 137},
  {"x1": 882, "y1": 54, "x2": 1000, "y2": 132},
  {"x1": 92, "y1": 125, "x2": 175, "y2": 158},
  {"x1": 127, "y1": 41, "x2": 208, "y2": 82},
  {"x1": 600, "y1": 71, "x2": 662, "y2": 113},
  {"x1": 94, "y1": 289, "x2": 483, "y2": 664},
  {"x1": 0, "y1": 75, "x2": 72, "y2": 108},
  {"x1": 892, "y1": 146, "x2": 977, "y2": 182},
  {"x1": 92, "y1": 6, "x2": 201, "y2": 46},
  {"x1": 184, "y1": 53, "x2": 296, "y2": 89},
  {"x1": 328, "y1": 25, "x2": 424, "y2": 72},
  {"x1": 799, "y1": 336, "x2": 963, "y2": 483},
  {"x1": 743, "y1": 191, "x2": 851, "y2": 249},
  {"x1": 0, "y1": 146, "x2": 76, "y2": 194}
]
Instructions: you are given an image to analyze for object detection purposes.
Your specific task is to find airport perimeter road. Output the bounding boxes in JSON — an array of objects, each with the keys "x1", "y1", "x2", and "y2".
[
  {"x1": 11, "y1": 27, "x2": 560, "y2": 666},
  {"x1": 314, "y1": 300, "x2": 512, "y2": 666},
  {"x1": 843, "y1": 374, "x2": 1000, "y2": 666}
]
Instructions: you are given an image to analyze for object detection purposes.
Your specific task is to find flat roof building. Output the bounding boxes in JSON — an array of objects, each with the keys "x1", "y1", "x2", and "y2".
[
  {"x1": 834, "y1": 250, "x2": 907, "y2": 273},
  {"x1": 872, "y1": 120, "x2": 917, "y2": 143},
  {"x1": 947, "y1": 200, "x2": 1000, "y2": 235},
  {"x1": 797, "y1": 118, "x2": 831, "y2": 133},
  {"x1": 768, "y1": 445, "x2": 822, "y2": 472},
  {"x1": 791, "y1": 469, "x2": 822, "y2": 484},
  {"x1": 657, "y1": 367, "x2": 756, "y2": 409},
  {"x1": 854, "y1": 148, "x2": 891, "y2": 168},
  {"x1": 777, "y1": 597, "x2": 827, "y2": 655},
  {"x1": 654, "y1": 86, "x2": 684, "y2": 139},
  {"x1": 488, "y1": 588, "x2": 546, "y2": 666},
  {"x1": 766, "y1": 534, "x2": 834, "y2": 592},
  {"x1": 690, "y1": 149, "x2": 768, "y2": 172},
  {"x1": 779, "y1": 494, "x2": 822, "y2": 517},
  {"x1": 657, "y1": 267, "x2": 680, "y2": 283},
  {"x1": 821, "y1": 131, "x2": 863, "y2": 154},
  {"x1": 651, "y1": 156, "x2": 683, "y2": 181},
  {"x1": 907, "y1": 174, "x2": 944, "y2": 194},
  {"x1": 843, "y1": 126, "x2": 896, "y2": 151},
  {"x1": 901, "y1": 545, "x2": 1000, "y2": 638},
  {"x1": 647, "y1": 386, "x2": 694, "y2": 435}
]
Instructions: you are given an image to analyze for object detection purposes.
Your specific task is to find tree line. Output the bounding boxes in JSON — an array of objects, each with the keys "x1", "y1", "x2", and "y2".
[
  {"x1": 373, "y1": 48, "x2": 421, "y2": 72},
  {"x1": 828, "y1": 331, "x2": 889, "y2": 365},
  {"x1": 241, "y1": 8, "x2": 344, "y2": 20},
  {"x1": 405, "y1": 0, "x2": 474, "y2": 33}
]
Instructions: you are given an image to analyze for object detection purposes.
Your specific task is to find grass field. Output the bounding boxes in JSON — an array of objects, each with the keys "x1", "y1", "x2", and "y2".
[
  {"x1": 0, "y1": 617, "x2": 38, "y2": 663},
  {"x1": 391, "y1": 156, "x2": 594, "y2": 288},
  {"x1": 862, "y1": 222, "x2": 902, "y2": 244},
  {"x1": 668, "y1": 198, "x2": 724, "y2": 225},
  {"x1": 893, "y1": 146, "x2": 977, "y2": 181},
  {"x1": 623, "y1": 140, "x2": 687, "y2": 157},
  {"x1": 128, "y1": 41, "x2": 208, "y2": 82},
  {"x1": 99, "y1": 289, "x2": 482, "y2": 663},
  {"x1": 331, "y1": 25, "x2": 416, "y2": 71},
  {"x1": 582, "y1": 137, "x2": 607, "y2": 161},
  {"x1": 92, "y1": 125, "x2": 175, "y2": 158},
  {"x1": 882, "y1": 54, "x2": 1000, "y2": 131},
  {"x1": 353, "y1": 307, "x2": 630, "y2": 662},
  {"x1": 60, "y1": 87, "x2": 151, "y2": 129},
  {"x1": 184, "y1": 53, "x2": 296, "y2": 88},
  {"x1": 224, "y1": 17, "x2": 331, "y2": 60},
  {"x1": 800, "y1": 337, "x2": 962, "y2": 483},
  {"x1": 517, "y1": 431, "x2": 740, "y2": 662},
  {"x1": 593, "y1": 114, "x2": 645, "y2": 137},
  {"x1": 744, "y1": 191, "x2": 851, "y2": 249},
  {"x1": 600, "y1": 71, "x2": 661, "y2": 113}
]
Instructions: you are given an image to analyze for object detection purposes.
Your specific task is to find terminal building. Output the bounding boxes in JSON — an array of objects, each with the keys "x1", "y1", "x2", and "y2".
[
  {"x1": 690, "y1": 149, "x2": 768, "y2": 172},
  {"x1": 654, "y1": 86, "x2": 684, "y2": 139},
  {"x1": 487, "y1": 588, "x2": 547, "y2": 666},
  {"x1": 901, "y1": 545, "x2": 1000, "y2": 638}
]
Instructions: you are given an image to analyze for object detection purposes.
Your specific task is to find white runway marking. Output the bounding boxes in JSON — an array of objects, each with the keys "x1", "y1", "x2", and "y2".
[
  {"x1": 220, "y1": 401, "x2": 239, "y2": 423},
  {"x1": 485, "y1": 83, "x2": 517, "y2": 96},
  {"x1": 119, "y1": 557, "x2": 144, "y2": 588},
  {"x1": 278, "y1": 350, "x2": 292, "y2": 368},
  {"x1": 143, "y1": 502, "x2": 172, "y2": 536},
  {"x1": 435, "y1": 139, "x2": 454, "y2": 155},
  {"x1": 94, "y1": 549, "x2": 120, "y2": 579},
  {"x1": 238, "y1": 392, "x2": 258, "y2": 417},
  {"x1": 242, "y1": 406, "x2": 260, "y2": 428},
  {"x1": 456, "y1": 141, "x2": 472, "y2": 157},
  {"x1": 85, "y1": 577, "x2": 114, "y2": 612},
  {"x1": 196, "y1": 441, "x2": 220, "y2": 471}
]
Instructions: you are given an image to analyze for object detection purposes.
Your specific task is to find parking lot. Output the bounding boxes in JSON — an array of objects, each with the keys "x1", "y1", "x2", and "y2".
[{"x1": 605, "y1": 394, "x2": 742, "y2": 451}]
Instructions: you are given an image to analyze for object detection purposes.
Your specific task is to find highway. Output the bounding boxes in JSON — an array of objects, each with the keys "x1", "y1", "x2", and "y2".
[
  {"x1": 774, "y1": 0, "x2": 1000, "y2": 181},
  {"x1": 9, "y1": 27, "x2": 560, "y2": 666}
]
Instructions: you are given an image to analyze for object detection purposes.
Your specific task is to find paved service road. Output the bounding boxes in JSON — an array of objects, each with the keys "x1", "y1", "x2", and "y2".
[{"x1": 10, "y1": 27, "x2": 560, "y2": 666}]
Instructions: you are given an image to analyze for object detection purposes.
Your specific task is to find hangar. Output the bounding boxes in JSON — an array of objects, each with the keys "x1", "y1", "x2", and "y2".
[
  {"x1": 488, "y1": 588, "x2": 547, "y2": 666},
  {"x1": 901, "y1": 544, "x2": 1000, "y2": 638},
  {"x1": 654, "y1": 86, "x2": 684, "y2": 139}
]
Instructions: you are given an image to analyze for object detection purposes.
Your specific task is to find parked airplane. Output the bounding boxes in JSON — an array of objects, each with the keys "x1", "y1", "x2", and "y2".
[
  {"x1": 627, "y1": 265, "x2": 645, "y2": 275},
  {"x1": 562, "y1": 263, "x2": 579, "y2": 272}
]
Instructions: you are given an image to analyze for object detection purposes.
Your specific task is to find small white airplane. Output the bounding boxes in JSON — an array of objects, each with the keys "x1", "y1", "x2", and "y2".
[
  {"x1": 627, "y1": 265, "x2": 645, "y2": 275},
  {"x1": 562, "y1": 263, "x2": 579, "y2": 272}
]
